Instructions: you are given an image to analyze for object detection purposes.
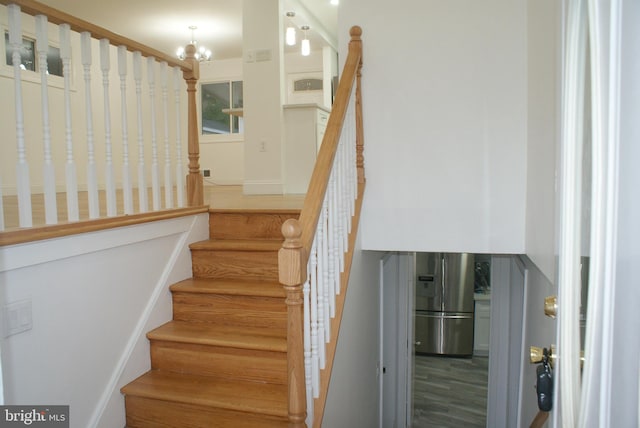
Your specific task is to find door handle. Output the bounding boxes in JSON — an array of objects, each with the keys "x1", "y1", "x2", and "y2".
[
  {"x1": 414, "y1": 341, "x2": 422, "y2": 346},
  {"x1": 544, "y1": 295, "x2": 557, "y2": 318},
  {"x1": 531, "y1": 344, "x2": 584, "y2": 369}
]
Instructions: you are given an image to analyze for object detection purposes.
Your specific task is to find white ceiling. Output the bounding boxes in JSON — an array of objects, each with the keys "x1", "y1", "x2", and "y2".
[{"x1": 36, "y1": 0, "x2": 338, "y2": 60}]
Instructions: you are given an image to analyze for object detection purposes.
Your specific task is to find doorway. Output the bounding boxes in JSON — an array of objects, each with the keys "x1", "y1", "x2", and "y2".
[{"x1": 381, "y1": 253, "x2": 526, "y2": 427}]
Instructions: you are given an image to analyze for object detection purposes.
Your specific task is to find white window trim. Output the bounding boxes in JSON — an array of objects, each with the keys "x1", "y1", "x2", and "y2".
[
  {"x1": 199, "y1": 77, "x2": 244, "y2": 144},
  {"x1": 1, "y1": 24, "x2": 69, "y2": 90}
]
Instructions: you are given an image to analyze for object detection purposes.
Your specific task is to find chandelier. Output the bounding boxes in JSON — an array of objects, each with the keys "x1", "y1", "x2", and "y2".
[{"x1": 176, "y1": 25, "x2": 212, "y2": 62}]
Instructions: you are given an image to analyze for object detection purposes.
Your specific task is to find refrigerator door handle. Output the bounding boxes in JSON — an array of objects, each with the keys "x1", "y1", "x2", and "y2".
[{"x1": 441, "y1": 254, "x2": 446, "y2": 312}]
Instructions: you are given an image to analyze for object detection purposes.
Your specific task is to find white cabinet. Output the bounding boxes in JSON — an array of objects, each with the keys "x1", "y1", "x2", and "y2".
[
  {"x1": 283, "y1": 104, "x2": 330, "y2": 194},
  {"x1": 474, "y1": 294, "x2": 491, "y2": 356}
]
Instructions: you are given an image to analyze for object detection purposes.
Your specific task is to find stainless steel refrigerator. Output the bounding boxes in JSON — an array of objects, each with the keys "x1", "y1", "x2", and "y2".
[{"x1": 414, "y1": 252, "x2": 475, "y2": 356}]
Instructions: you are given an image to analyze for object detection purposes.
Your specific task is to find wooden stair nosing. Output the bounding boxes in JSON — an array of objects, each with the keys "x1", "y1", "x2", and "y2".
[
  {"x1": 169, "y1": 278, "x2": 285, "y2": 298},
  {"x1": 121, "y1": 371, "x2": 288, "y2": 418},
  {"x1": 189, "y1": 239, "x2": 283, "y2": 252},
  {"x1": 208, "y1": 208, "x2": 301, "y2": 215},
  {"x1": 147, "y1": 321, "x2": 287, "y2": 353}
]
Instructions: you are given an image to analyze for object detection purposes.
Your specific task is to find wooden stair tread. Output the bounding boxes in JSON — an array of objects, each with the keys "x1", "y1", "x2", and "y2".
[
  {"x1": 122, "y1": 370, "x2": 288, "y2": 418},
  {"x1": 170, "y1": 278, "x2": 285, "y2": 298},
  {"x1": 190, "y1": 239, "x2": 283, "y2": 251},
  {"x1": 148, "y1": 321, "x2": 287, "y2": 352}
]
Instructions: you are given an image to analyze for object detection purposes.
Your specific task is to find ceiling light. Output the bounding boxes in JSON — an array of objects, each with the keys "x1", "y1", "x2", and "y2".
[
  {"x1": 331, "y1": 0, "x2": 339, "y2": 5},
  {"x1": 177, "y1": 25, "x2": 212, "y2": 62},
  {"x1": 285, "y1": 12, "x2": 296, "y2": 46},
  {"x1": 301, "y1": 25, "x2": 310, "y2": 56}
]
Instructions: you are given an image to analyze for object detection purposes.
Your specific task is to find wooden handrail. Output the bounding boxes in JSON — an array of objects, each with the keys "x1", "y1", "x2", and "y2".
[
  {"x1": 0, "y1": 0, "x2": 192, "y2": 71},
  {"x1": 279, "y1": 26, "x2": 364, "y2": 427},
  {"x1": 297, "y1": 26, "x2": 363, "y2": 265}
]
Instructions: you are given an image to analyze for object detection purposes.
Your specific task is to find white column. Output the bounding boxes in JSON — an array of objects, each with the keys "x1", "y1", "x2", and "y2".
[{"x1": 242, "y1": 0, "x2": 286, "y2": 194}]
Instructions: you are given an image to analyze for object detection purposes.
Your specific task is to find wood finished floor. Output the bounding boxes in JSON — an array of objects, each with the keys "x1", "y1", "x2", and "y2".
[
  {"x1": 1, "y1": 185, "x2": 305, "y2": 230},
  {"x1": 412, "y1": 355, "x2": 489, "y2": 428}
]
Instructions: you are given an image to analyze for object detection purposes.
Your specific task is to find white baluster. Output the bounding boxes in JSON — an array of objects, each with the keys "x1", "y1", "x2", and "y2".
[
  {"x1": 173, "y1": 67, "x2": 185, "y2": 207},
  {"x1": 60, "y1": 24, "x2": 79, "y2": 221},
  {"x1": 147, "y1": 56, "x2": 161, "y2": 210},
  {"x1": 8, "y1": 5, "x2": 32, "y2": 228},
  {"x1": 133, "y1": 51, "x2": 148, "y2": 212},
  {"x1": 326, "y1": 178, "x2": 337, "y2": 320},
  {"x1": 331, "y1": 168, "x2": 341, "y2": 300},
  {"x1": 118, "y1": 46, "x2": 133, "y2": 214},
  {"x1": 80, "y1": 32, "x2": 99, "y2": 219},
  {"x1": 160, "y1": 62, "x2": 173, "y2": 208},
  {"x1": 350, "y1": 93, "x2": 357, "y2": 217},
  {"x1": 302, "y1": 260, "x2": 313, "y2": 424},
  {"x1": 309, "y1": 238, "x2": 320, "y2": 397},
  {"x1": 36, "y1": 15, "x2": 57, "y2": 224},
  {"x1": 338, "y1": 140, "x2": 347, "y2": 272},
  {"x1": 100, "y1": 39, "x2": 116, "y2": 216},
  {"x1": 317, "y1": 201, "x2": 328, "y2": 366},
  {"x1": 0, "y1": 176, "x2": 5, "y2": 231},
  {"x1": 343, "y1": 134, "x2": 350, "y2": 247}
]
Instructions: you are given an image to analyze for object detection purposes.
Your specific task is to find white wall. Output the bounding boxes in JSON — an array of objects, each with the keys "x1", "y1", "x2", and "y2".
[
  {"x1": 0, "y1": 214, "x2": 209, "y2": 428},
  {"x1": 339, "y1": 0, "x2": 527, "y2": 254},
  {"x1": 322, "y1": 239, "x2": 381, "y2": 428},
  {"x1": 197, "y1": 52, "x2": 324, "y2": 186},
  {"x1": 525, "y1": 0, "x2": 562, "y2": 282},
  {"x1": 199, "y1": 58, "x2": 246, "y2": 185}
]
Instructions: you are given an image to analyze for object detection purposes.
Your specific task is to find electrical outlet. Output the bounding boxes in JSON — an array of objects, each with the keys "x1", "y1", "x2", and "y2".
[
  {"x1": 3, "y1": 299, "x2": 33, "y2": 337},
  {"x1": 203, "y1": 169, "x2": 211, "y2": 177},
  {"x1": 260, "y1": 141, "x2": 267, "y2": 152}
]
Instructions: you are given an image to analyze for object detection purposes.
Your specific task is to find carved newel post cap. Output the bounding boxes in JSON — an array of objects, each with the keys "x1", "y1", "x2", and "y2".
[
  {"x1": 184, "y1": 43, "x2": 196, "y2": 57},
  {"x1": 281, "y1": 218, "x2": 302, "y2": 249},
  {"x1": 350, "y1": 26, "x2": 362, "y2": 40}
]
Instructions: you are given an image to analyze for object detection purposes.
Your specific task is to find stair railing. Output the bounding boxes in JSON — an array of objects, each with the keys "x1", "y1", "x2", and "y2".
[
  {"x1": 279, "y1": 26, "x2": 364, "y2": 428},
  {"x1": 0, "y1": 0, "x2": 203, "y2": 235}
]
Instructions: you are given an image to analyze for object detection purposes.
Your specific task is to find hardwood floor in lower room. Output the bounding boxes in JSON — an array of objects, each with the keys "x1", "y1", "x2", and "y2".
[{"x1": 412, "y1": 354, "x2": 489, "y2": 428}]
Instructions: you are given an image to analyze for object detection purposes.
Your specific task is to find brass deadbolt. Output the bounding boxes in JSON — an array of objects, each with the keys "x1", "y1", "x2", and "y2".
[{"x1": 544, "y1": 295, "x2": 557, "y2": 318}]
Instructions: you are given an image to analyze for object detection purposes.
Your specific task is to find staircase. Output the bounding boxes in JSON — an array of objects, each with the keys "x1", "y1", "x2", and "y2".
[{"x1": 121, "y1": 208, "x2": 300, "y2": 427}]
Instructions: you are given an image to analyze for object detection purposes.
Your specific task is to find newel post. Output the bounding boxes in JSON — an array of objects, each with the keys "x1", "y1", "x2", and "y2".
[
  {"x1": 182, "y1": 44, "x2": 204, "y2": 206},
  {"x1": 279, "y1": 219, "x2": 307, "y2": 427},
  {"x1": 350, "y1": 26, "x2": 365, "y2": 184}
]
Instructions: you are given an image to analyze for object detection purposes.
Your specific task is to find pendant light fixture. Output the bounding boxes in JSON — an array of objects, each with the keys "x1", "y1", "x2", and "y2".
[
  {"x1": 301, "y1": 25, "x2": 310, "y2": 56},
  {"x1": 285, "y1": 12, "x2": 296, "y2": 46}
]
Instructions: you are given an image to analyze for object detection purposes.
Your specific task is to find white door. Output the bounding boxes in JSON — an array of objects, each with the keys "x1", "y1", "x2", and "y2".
[
  {"x1": 380, "y1": 252, "x2": 415, "y2": 428},
  {"x1": 554, "y1": 0, "x2": 640, "y2": 427}
]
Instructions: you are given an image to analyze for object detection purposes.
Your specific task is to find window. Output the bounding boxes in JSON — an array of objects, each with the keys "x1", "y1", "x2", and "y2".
[
  {"x1": 4, "y1": 32, "x2": 63, "y2": 77},
  {"x1": 201, "y1": 80, "x2": 243, "y2": 136}
]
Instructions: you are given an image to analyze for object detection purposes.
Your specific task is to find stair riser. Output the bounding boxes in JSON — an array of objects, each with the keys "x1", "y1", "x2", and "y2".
[
  {"x1": 125, "y1": 396, "x2": 288, "y2": 428},
  {"x1": 150, "y1": 341, "x2": 287, "y2": 384},
  {"x1": 172, "y1": 293, "x2": 287, "y2": 329},
  {"x1": 210, "y1": 212, "x2": 299, "y2": 240},
  {"x1": 191, "y1": 250, "x2": 279, "y2": 280}
]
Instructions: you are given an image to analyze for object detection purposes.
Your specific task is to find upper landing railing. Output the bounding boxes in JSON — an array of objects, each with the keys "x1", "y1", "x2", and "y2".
[{"x1": 0, "y1": 0, "x2": 204, "y2": 243}]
